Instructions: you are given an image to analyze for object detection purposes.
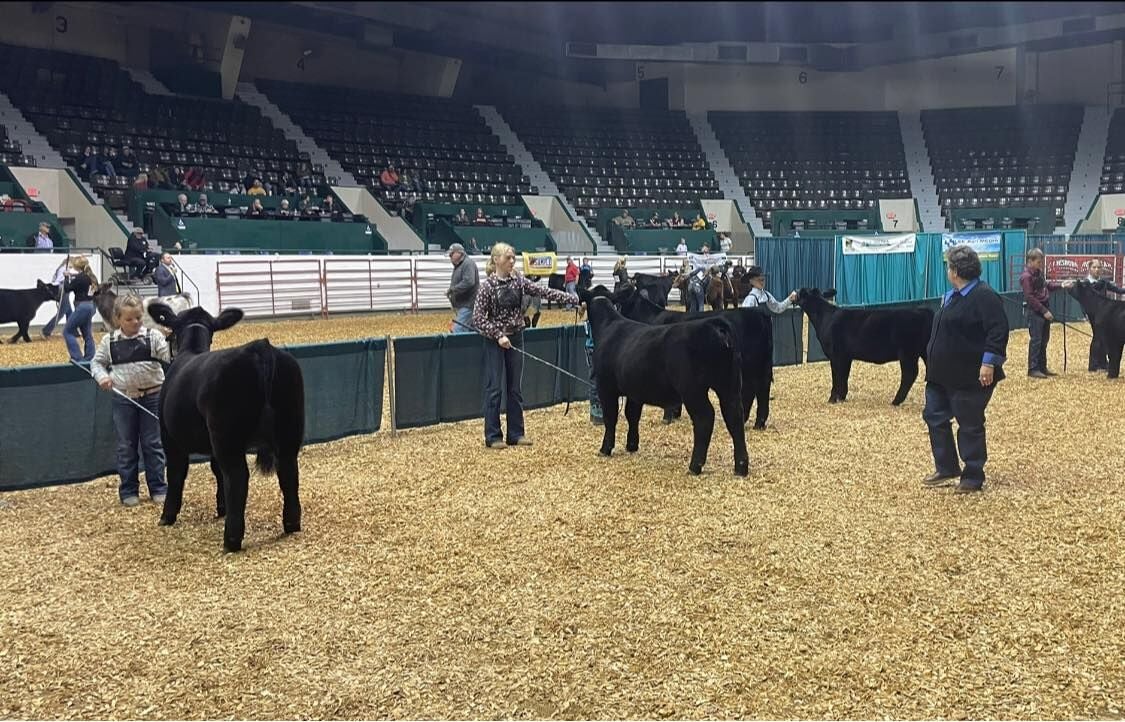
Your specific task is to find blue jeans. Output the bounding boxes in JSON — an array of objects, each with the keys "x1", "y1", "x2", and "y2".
[
  {"x1": 63, "y1": 301, "x2": 96, "y2": 361},
  {"x1": 111, "y1": 391, "x2": 166, "y2": 500},
  {"x1": 42, "y1": 292, "x2": 72, "y2": 337},
  {"x1": 452, "y1": 306, "x2": 474, "y2": 334},
  {"x1": 483, "y1": 331, "x2": 525, "y2": 444},
  {"x1": 923, "y1": 382, "x2": 995, "y2": 489},
  {"x1": 565, "y1": 281, "x2": 577, "y2": 307}
]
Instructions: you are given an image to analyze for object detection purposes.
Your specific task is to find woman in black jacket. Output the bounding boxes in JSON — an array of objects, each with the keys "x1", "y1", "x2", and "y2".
[
  {"x1": 62, "y1": 257, "x2": 99, "y2": 362},
  {"x1": 922, "y1": 244, "x2": 1010, "y2": 493}
]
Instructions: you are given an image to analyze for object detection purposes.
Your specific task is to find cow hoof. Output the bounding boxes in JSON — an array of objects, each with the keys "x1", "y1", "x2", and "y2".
[
  {"x1": 215, "y1": 511, "x2": 226, "y2": 519},
  {"x1": 661, "y1": 417, "x2": 675, "y2": 425},
  {"x1": 891, "y1": 399, "x2": 905, "y2": 406},
  {"x1": 283, "y1": 523, "x2": 301, "y2": 534},
  {"x1": 688, "y1": 463, "x2": 703, "y2": 475},
  {"x1": 734, "y1": 461, "x2": 749, "y2": 477},
  {"x1": 223, "y1": 541, "x2": 243, "y2": 553},
  {"x1": 598, "y1": 448, "x2": 612, "y2": 457},
  {"x1": 158, "y1": 516, "x2": 175, "y2": 526},
  {"x1": 829, "y1": 397, "x2": 839, "y2": 404},
  {"x1": 625, "y1": 444, "x2": 638, "y2": 453},
  {"x1": 752, "y1": 422, "x2": 767, "y2": 431}
]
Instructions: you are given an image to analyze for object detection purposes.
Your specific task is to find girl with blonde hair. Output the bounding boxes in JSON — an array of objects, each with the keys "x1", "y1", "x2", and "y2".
[
  {"x1": 62, "y1": 256, "x2": 99, "y2": 362},
  {"x1": 472, "y1": 243, "x2": 578, "y2": 449}
]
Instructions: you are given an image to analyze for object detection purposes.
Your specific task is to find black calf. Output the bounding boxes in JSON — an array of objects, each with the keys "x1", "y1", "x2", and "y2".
[
  {"x1": 148, "y1": 303, "x2": 306, "y2": 553},
  {"x1": 0, "y1": 281, "x2": 58, "y2": 343},
  {"x1": 1068, "y1": 280, "x2": 1125, "y2": 378}
]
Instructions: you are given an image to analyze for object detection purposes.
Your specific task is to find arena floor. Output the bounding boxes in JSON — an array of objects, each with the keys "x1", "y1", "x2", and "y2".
[{"x1": 1, "y1": 310, "x2": 1124, "y2": 719}]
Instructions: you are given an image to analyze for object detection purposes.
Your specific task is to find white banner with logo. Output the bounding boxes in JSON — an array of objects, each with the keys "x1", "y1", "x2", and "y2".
[
  {"x1": 942, "y1": 232, "x2": 1002, "y2": 261},
  {"x1": 841, "y1": 233, "x2": 916, "y2": 255}
]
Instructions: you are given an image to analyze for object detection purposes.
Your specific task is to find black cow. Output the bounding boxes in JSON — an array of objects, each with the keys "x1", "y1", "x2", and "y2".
[
  {"x1": 631, "y1": 272, "x2": 676, "y2": 308},
  {"x1": 794, "y1": 288, "x2": 933, "y2": 405},
  {"x1": 594, "y1": 284, "x2": 775, "y2": 430},
  {"x1": 0, "y1": 281, "x2": 58, "y2": 343},
  {"x1": 1068, "y1": 280, "x2": 1125, "y2": 378},
  {"x1": 148, "y1": 303, "x2": 305, "y2": 553},
  {"x1": 582, "y1": 293, "x2": 749, "y2": 476}
]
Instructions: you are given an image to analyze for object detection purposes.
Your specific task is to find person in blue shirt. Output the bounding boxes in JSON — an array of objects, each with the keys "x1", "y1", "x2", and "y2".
[{"x1": 922, "y1": 245, "x2": 1010, "y2": 493}]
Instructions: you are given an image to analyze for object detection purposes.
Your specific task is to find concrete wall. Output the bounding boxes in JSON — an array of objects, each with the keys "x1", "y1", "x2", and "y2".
[
  {"x1": 332, "y1": 186, "x2": 424, "y2": 252},
  {"x1": 9, "y1": 168, "x2": 128, "y2": 251},
  {"x1": 521, "y1": 195, "x2": 594, "y2": 254},
  {"x1": 1033, "y1": 42, "x2": 1121, "y2": 106}
]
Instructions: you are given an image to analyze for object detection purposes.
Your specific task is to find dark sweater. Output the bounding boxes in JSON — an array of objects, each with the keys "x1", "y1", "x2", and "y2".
[
  {"x1": 65, "y1": 273, "x2": 94, "y2": 305},
  {"x1": 925, "y1": 280, "x2": 1010, "y2": 390}
]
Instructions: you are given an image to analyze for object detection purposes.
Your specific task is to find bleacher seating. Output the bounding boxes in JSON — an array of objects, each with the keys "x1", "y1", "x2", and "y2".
[
  {"x1": 258, "y1": 79, "x2": 530, "y2": 213},
  {"x1": 1098, "y1": 107, "x2": 1125, "y2": 197},
  {"x1": 0, "y1": 43, "x2": 326, "y2": 212},
  {"x1": 708, "y1": 111, "x2": 911, "y2": 228},
  {"x1": 922, "y1": 104, "x2": 1082, "y2": 229},
  {"x1": 0, "y1": 123, "x2": 35, "y2": 168},
  {"x1": 505, "y1": 107, "x2": 723, "y2": 219}
]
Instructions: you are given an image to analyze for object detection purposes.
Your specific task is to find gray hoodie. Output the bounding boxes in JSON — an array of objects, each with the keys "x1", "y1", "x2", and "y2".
[{"x1": 448, "y1": 257, "x2": 480, "y2": 309}]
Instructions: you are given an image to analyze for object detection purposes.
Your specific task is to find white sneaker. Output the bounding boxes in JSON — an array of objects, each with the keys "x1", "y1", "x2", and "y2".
[{"x1": 121, "y1": 496, "x2": 140, "y2": 507}]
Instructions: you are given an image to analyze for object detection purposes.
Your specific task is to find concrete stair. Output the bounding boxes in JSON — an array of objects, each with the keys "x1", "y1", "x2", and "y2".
[
  {"x1": 123, "y1": 67, "x2": 175, "y2": 96},
  {"x1": 687, "y1": 112, "x2": 768, "y2": 238},
  {"x1": 1064, "y1": 105, "x2": 1111, "y2": 234},
  {"x1": 476, "y1": 104, "x2": 612, "y2": 254},
  {"x1": 899, "y1": 110, "x2": 945, "y2": 232},
  {"x1": 236, "y1": 82, "x2": 356, "y2": 186},
  {"x1": 0, "y1": 91, "x2": 67, "y2": 169}
]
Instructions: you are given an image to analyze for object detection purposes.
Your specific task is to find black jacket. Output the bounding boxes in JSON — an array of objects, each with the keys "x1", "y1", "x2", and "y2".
[{"x1": 925, "y1": 281, "x2": 1010, "y2": 390}]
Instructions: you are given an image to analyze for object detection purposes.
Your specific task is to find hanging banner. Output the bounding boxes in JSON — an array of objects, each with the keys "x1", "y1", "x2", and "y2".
[
  {"x1": 1044, "y1": 255, "x2": 1118, "y2": 283},
  {"x1": 686, "y1": 252, "x2": 728, "y2": 272},
  {"x1": 522, "y1": 252, "x2": 557, "y2": 276},
  {"x1": 841, "y1": 233, "x2": 916, "y2": 255},
  {"x1": 942, "y1": 232, "x2": 1002, "y2": 261}
]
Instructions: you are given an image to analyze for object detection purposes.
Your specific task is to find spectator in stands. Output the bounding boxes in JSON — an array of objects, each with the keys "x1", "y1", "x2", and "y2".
[
  {"x1": 300, "y1": 195, "x2": 321, "y2": 219},
  {"x1": 692, "y1": 213, "x2": 708, "y2": 230},
  {"x1": 154, "y1": 253, "x2": 180, "y2": 297},
  {"x1": 399, "y1": 169, "x2": 416, "y2": 194},
  {"x1": 280, "y1": 172, "x2": 298, "y2": 196},
  {"x1": 245, "y1": 198, "x2": 266, "y2": 219},
  {"x1": 149, "y1": 166, "x2": 173, "y2": 190},
  {"x1": 183, "y1": 166, "x2": 206, "y2": 192},
  {"x1": 472, "y1": 242, "x2": 579, "y2": 449},
  {"x1": 670, "y1": 212, "x2": 687, "y2": 228},
  {"x1": 613, "y1": 210, "x2": 636, "y2": 229},
  {"x1": 132, "y1": 172, "x2": 150, "y2": 191},
  {"x1": 675, "y1": 238, "x2": 688, "y2": 255},
  {"x1": 166, "y1": 166, "x2": 184, "y2": 189},
  {"x1": 564, "y1": 256, "x2": 579, "y2": 309},
  {"x1": 103, "y1": 148, "x2": 118, "y2": 178},
  {"x1": 174, "y1": 193, "x2": 191, "y2": 216},
  {"x1": 322, "y1": 195, "x2": 339, "y2": 219},
  {"x1": 719, "y1": 233, "x2": 733, "y2": 253},
  {"x1": 243, "y1": 169, "x2": 262, "y2": 193},
  {"x1": 468, "y1": 237, "x2": 481, "y2": 254},
  {"x1": 473, "y1": 208, "x2": 490, "y2": 226},
  {"x1": 380, "y1": 164, "x2": 401, "y2": 191},
  {"x1": 26, "y1": 222, "x2": 56, "y2": 250},
  {"x1": 62, "y1": 256, "x2": 98, "y2": 363},
  {"x1": 0, "y1": 193, "x2": 30, "y2": 212},
  {"x1": 648, "y1": 212, "x2": 665, "y2": 229},
  {"x1": 248, "y1": 179, "x2": 267, "y2": 197},
  {"x1": 41, "y1": 256, "x2": 77, "y2": 340},
  {"x1": 402, "y1": 194, "x2": 418, "y2": 224},
  {"x1": 278, "y1": 199, "x2": 294, "y2": 219},
  {"x1": 446, "y1": 242, "x2": 480, "y2": 335},
  {"x1": 80, "y1": 146, "x2": 101, "y2": 180},
  {"x1": 1083, "y1": 259, "x2": 1125, "y2": 372},
  {"x1": 922, "y1": 244, "x2": 1009, "y2": 494},
  {"x1": 117, "y1": 146, "x2": 138, "y2": 179},
  {"x1": 125, "y1": 228, "x2": 157, "y2": 280},
  {"x1": 195, "y1": 194, "x2": 216, "y2": 215},
  {"x1": 1020, "y1": 248, "x2": 1072, "y2": 378},
  {"x1": 454, "y1": 208, "x2": 471, "y2": 226}
]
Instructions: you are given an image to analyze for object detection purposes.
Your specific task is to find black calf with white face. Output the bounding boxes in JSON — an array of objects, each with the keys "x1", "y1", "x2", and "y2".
[{"x1": 148, "y1": 304, "x2": 244, "y2": 355}]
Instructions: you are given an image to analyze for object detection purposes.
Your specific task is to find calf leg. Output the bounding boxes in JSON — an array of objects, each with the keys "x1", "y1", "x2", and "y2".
[
  {"x1": 598, "y1": 390, "x2": 618, "y2": 457},
  {"x1": 836, "y1": 358, "x2": 854, "y2": 401},
  {"x1": 1108, "y1": 342, "x2": 1123, "y2": 379},
  {"x1": 276, "y1": 451, "x2": 301, "y2": 535},
  {"x1": 624, "y1": 398, "x2": 643, "y2": 452},
  {"x1": 828, "y1": 358, "x2": 844, "y2": 403},
  {"x1": 718, "y1": 391, "x2": 750, "y2": 477},
  {"x1": 216, "y1": 452, "x2": 250, "y2": 553},
  {"x1": 662, "y1": 402, "x2": 682, "y2": 424},
  {"x1": 158, "y1": 446, "x2": 190, "y2": 526},
  {"x1": 753, "y1": 375, "x2": 772, "y2": 430},
  {"x1": 892, "y1": 355, "x2": 920, "y2": 406},
  {"x1": 683, "y1": 395, "x2": 716, "y2": 475},
  {"x1": 210, "y1": 458, "x2": 226, "y2": 518}
]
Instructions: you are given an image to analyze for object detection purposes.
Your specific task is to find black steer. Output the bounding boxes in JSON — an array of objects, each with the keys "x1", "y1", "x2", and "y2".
[
  {"x1": 794, "y1": 288, "x2": 933, "y2": 405},
  {"x1": 631, "y1": 272, "x2": 676, "y2": 308},
  {"x1": 584, "y1": 294, "x2": 749, "y2": 476},
  {"x1": 148, "y1": 303, "x2": 305, "y2": 553},
  {"x1": 589, "y1": 284, "x2": 775, "y2": 430},
  {"x1": 0, "y1": 281, "x2": 58, "y2": 343},
  {"x1": 1068, "y1": 280, "x2": 1125, "y2": 378}
]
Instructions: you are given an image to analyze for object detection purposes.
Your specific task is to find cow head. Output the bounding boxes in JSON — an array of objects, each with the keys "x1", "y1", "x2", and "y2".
[
  {"x1": 36, "y1": 280, "x2": 59, "y2": 303},
  {"x1": 147, "y1": 303, "x2": 244, "y2": 355},
  {"x1": 793, "y1": 288, "x2": 837, "y2": 307}
]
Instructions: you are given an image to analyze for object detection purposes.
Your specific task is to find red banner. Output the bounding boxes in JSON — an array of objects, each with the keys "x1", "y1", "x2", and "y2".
[{"x1": 1044, "y1": 255, "x2": 1119, "y2": 284}]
